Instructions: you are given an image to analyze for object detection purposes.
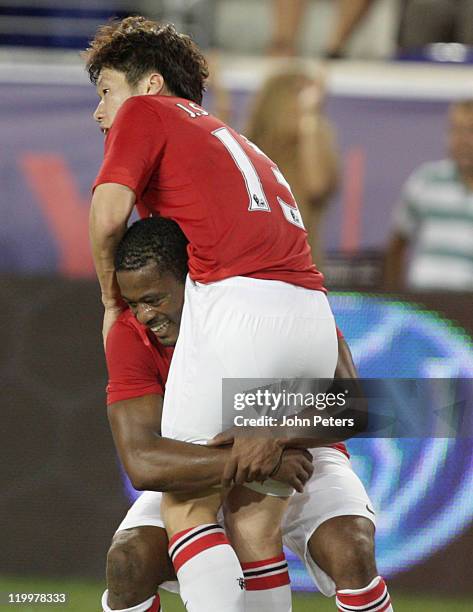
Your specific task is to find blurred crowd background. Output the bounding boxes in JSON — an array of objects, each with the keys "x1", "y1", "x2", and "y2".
[
  {"x1": 2, "y1": 0, "x2": 473, "y2": 291},
  {"x1": 2, "y1": 1, "x2": 473, "y2": 608}
]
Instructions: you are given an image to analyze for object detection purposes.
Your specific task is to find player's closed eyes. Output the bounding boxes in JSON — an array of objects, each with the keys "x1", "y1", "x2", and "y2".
[{"x1": 139, "y1": 298, "x2": 165, "y2": 309}]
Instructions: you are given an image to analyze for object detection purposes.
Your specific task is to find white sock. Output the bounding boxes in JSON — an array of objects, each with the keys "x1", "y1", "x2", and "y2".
[
  {"x1": 168, "y1": 524, "x2": 246, "y2": 611},
  {"x1": 242, "y1": 553, "x2": 291, "y2": 611},
  {"x1": 101, "y1": 589, "x2": 161, "y2": 612},
  {"x1": 336, "y1": 576, "x2": 393, "y2": 611}
]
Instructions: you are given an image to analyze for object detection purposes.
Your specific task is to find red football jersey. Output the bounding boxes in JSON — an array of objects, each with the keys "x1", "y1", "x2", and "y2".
[
  {"x1": 105, "y1": 310, "x2": 173, "y2": 405},
  {"x1": 105, "y1": 311, "x2": 348, "y2": 458},
  {"x1": 94, "y1": 95, "x2": 325, "y2": 290}
]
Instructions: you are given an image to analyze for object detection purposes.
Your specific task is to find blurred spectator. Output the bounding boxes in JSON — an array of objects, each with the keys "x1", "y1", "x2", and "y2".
[
  {"x1": 268, "y1": 0, "x2": 377, "y2": 58},
  {"x1": 140, "y1": 0, "x2": 218, "y2": 49},
  {"x1": 142, "y1": 1, "x2": 231, "y2": 121},
  {"x1": 398, "y1": 0, "x2": 473, "y2": 52},
  {"x1": 205, "y1": 51, "x2": 232, "y2": 124},
  {"x1": 385, "y1": 100, "x2": 473, "y2": 291},
  {"x1": 245, "y1": 66, "x2": 339, "y2": 267}
]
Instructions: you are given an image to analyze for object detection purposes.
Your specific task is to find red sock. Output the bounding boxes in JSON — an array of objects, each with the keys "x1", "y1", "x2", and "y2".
[
  {"x1": 336, "y1": 576, "x2": 393, "y2": 611},
  {"x1": 169, "y1": 524, "x2": 245, "y2": 611},
  {"x1": 242, "y1": 553, "x2": 291, "y2": 611},
  {"x1": 101, "y1": 590, "x2": 161, "y2": 611}
]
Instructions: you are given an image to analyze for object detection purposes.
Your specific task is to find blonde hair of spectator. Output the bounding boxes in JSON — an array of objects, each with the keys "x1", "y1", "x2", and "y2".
[
  {"x1": 451, "y1": 99, "x2": 473, "y2": 113},
  {"x1": 245, "y1": 63, "x2": 339, "y2": 268}
]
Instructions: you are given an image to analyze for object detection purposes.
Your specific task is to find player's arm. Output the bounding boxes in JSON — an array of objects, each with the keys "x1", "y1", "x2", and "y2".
[
  {"x1": 105, "y1": 315, "x2": 235, "y2": 493},
  {"x1": 108, "y1": 394, "x2": 313, "y2": 493},
  {"x1": 91, "y1": 97, "x2": 166, "y2": 343},
  {"x1": 108, "y1": 394, "x2": 231, "y2": 493},
  {"x1": 89, "y1": 183, "x2": 135, "y2": 341}
]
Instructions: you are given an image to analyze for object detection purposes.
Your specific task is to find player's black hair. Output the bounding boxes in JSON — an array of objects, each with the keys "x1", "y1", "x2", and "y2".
[
  {"x1": 83, "y1": 16, "x2": 208, "y2": 104},
  {"x1": 115, "y1": 217, "x2": 189, "y2": 282}
]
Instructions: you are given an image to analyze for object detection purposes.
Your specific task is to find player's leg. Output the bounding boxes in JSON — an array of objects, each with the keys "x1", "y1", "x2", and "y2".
[
  {"x1": 282, "y1": 447, "x2": 393, "y2": 611},
  {"x1": 307, "y1": 516, "x2": 393, "y2": 611},
  {"x1": 103, "y1": 527, "x2": 172, "y2": 612},
  {"x1": 224, "y1": 486, "x2": 292, "y2": 612},
  {"x1": 162, "y1": 489, "x2": 246, "y2": 612},
  {"x1": 160, "y1": 277, "x2": 337, "y2": 611},
  {"x1": 102, "y1": 491, "x2": 177, "y2": 612}
]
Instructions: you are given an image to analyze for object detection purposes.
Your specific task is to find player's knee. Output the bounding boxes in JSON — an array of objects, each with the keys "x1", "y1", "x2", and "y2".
[
  {"x1": 106, "y1": 529, "x2": 160, "y2": 594},
  {"x1": 331, "y1": 528, "x2": 377, "y2": 588}
]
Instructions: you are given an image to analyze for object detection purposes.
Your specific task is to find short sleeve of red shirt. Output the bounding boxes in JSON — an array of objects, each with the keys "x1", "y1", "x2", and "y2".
[
  {"x1": 94, "y1": 96, "x2": 166, "y2": 198},
  {"x1": 105, "y1": 315, "x2": 164, "y2": 405}
]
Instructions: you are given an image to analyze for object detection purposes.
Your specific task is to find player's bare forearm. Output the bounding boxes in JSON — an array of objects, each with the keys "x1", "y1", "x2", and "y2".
[
  {"x1": 134, "y1": 437, "x2": 231, "y2": 493},
  {"x1": 276, "y1": 425, "x2": 350, "y2": 450},
  {"x1": 89, "y1": 183, "x2": 136, "y2": 308},
  {"x1": 108, "y1": 395, "x2": 231, "y2": 493}
]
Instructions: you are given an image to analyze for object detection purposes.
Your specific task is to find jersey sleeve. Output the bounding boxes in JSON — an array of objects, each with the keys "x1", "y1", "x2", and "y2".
[
  {"x1": 105, "y1": 317, "x2": 164, "y2": 405},
  {"x1": 94, "y1": 96, "x2": 166, "y2": 198}
]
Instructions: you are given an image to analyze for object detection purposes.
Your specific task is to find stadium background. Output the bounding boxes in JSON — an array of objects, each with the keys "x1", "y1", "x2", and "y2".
[{"x1": 1, "y1": 1, "x2": 473, "y2": 610}]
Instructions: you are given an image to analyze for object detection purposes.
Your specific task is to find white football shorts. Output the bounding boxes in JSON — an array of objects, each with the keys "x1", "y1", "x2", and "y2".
[
  {"x1": 116, "y1": 447, "x2": 375, "y2": 597},
  {"x1": 161, "y1": 275, "x2": 338, "y2": 445}
]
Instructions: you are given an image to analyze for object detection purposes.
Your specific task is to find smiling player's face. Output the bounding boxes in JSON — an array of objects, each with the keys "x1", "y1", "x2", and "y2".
[{"x1": 117, "y1": 262, "x2": 185, "y2": 347}]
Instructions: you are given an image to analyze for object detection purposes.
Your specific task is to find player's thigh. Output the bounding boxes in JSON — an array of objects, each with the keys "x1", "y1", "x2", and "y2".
[
  {"x1": 161, "y1": 488, "x2": 223, "y2": 537},
  {"x1": 116, "y1": 490, "x2": 165, "y2": 532},
  {"x1": 223, "y1": 485, "x2": 290, "y2": 561},
  {"x1": 212, "y1": 280, "x2": 337, "y2": 380},
  {"x1": 281, "y1": 448, "x2": 375, "y2": 595},
  {"x1": 162, "y1": 278, "x2": 337, "y2": 443}
]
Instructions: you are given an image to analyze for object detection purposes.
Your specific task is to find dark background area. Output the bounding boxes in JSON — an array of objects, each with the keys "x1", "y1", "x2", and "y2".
[{"x1": 1, "y1": 275, "x2": 472, "y2": 595}]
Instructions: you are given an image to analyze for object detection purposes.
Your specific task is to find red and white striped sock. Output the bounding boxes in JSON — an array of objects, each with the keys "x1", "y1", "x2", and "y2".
[
  {"x1": 101, "y1": 590, "x2": 161, "y2": 611},
  {"x1": 242, "y1": 553, "x2": 291, "y2": 611},
  {"x1": 336, "y1": 576, "x2": 393, "y2": 612},
  {"x1": 168, "y1": 523, "x2": 246, "y2": 611}
]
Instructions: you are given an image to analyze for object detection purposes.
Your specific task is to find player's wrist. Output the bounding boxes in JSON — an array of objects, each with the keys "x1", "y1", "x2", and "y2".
[
  {"x1": 268, "y1": 452, "x2": 284, "y2": 478},
  {"x1": 102, "y1": 295, "x2": 124, "y2": 310}
]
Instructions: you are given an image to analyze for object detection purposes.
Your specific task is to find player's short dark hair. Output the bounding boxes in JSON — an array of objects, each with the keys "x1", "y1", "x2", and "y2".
[
  {"x1": 115, "y1": 217, "x2": 189, "y2": 282},
  {"x1": 83, "y1": 16, "x2": 208, "y2": 104}
]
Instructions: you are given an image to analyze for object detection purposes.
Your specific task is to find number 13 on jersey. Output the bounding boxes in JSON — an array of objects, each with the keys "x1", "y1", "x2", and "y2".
[{"x1": 212, "y1": 127, "x2": 305, "y2": 230}]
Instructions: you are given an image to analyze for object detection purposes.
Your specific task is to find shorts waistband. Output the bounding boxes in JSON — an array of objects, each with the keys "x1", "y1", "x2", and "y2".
[{"x1": 191, "y1": 275, "x2": 318, "y2": 292}]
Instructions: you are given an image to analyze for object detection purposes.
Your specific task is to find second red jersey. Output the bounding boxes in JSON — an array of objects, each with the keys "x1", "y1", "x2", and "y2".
[{"x1": 94, "y1": 95, "x2": 325, "y2": 290}]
